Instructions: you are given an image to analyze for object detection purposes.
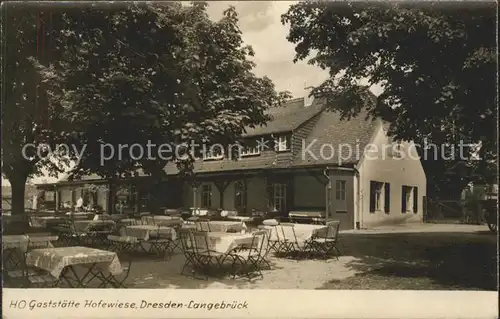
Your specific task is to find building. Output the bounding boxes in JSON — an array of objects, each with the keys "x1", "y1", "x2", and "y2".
[
  {"x1": 37, "y1": 95, "x2": 427, "y2": 230},
  {"x1": 1, "y1": 184, "x2": 38, "y2": 212}
]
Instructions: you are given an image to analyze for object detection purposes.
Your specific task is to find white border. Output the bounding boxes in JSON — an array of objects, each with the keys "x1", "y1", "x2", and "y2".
[{"x1": 3, "y1": 289, "x2": 498, "y2": 319}]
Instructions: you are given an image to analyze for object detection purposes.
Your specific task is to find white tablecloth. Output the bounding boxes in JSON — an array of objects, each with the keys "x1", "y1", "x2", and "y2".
[
  {"x1": 196, "y1": 221, "x2": 247, "y2": 233},
  {"x1": 2, "y1": 235, "x2": 58, "y2": 251},
  {"x1": 29, "y1": 216, "x2": 65, "y2": 228},
  {"x1": 227, "y1": 216, "x2": 254, "y2": 222},
  {"x1": 26, "y1": 246, "x2": 122, "y2": 278},
  {"x1": 72, "y1": 220, "x2": 116, "y2": 233},
  {"x1": 125, "y1": 225, "x2": 176, "y2": 241},
  {"x1": 196, "y1": 232, "x2": 255, "y2": 254},
  {"x1": 262, "y1": 219, "x2": 279, "y2": 226},
  {"x1": 141, "y1": 216, "x2": 184, "y2": 227},
  {"x1": 263, "y1": 224, "x2": 328, "y2": 243}
]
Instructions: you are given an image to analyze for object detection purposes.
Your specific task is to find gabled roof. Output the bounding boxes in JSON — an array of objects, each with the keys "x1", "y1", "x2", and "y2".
[
  {"x1": 292, "y1": 109, "x2": 381, "y2": 166},
  {"x1": 243, "y1": 97, "x2": 325, "y2": 137},
  {"x1": 163, "y1": 97, "x2": 325, "y2": 175}
]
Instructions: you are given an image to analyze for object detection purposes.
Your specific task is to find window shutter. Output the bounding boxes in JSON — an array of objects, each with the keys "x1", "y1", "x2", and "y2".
[
  {"x1": 369, "y1": 181, "x2": 376, "y2": 212},
  {"x1": 384, "y1": 183, "x2": 390, "y2": 213},
  {"x1": 401, "y1": 186, "x2": 407, "y2": 213},
  {"x1": 413, "y1": 187, "x2": 418, "y2": 213}
]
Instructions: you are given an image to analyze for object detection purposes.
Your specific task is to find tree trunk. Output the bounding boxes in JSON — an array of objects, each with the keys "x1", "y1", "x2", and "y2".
[{"x1": 6, "y1": 175, "x2": 30, "y2": 234}]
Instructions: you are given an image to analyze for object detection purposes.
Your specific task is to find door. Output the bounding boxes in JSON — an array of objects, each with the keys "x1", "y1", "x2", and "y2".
[{"x1": 330, "y1": 179, "x2": 354, "y2": 230}]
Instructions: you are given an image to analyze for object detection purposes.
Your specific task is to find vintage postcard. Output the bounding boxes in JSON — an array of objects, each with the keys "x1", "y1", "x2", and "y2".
[{"x1": 1, "y1": 1, "x2": 497, "y2": 318}]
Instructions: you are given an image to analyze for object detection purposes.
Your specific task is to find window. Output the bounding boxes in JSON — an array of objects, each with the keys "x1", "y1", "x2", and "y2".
[
  {"x1": 370, "y1": 181, "x2": 390, "y2": 213},
  {"x1": 44, "y1": 191, "x2": 55, "y2": 202},
  {"x1": 272, "y1": 183, "x2": 287, "y2": 212},
  {"x1": 203, "y1": 146, "x2": 224, "y2": 160},
  {"x1": 275, "y1": 135, "x2": 290, "y2": 152},
  {"x1": 240, "y1": 140, "x2": 261, "y2": 157},
  {"x1": 335, "y1": 180, "x2": 347, "y2": 201},
  {"x1": 401, "y1": 186, "x2": 417, "y2": 213},
  {"x1": 201, "y1": 184, "x2": 212, "y2": 208}
]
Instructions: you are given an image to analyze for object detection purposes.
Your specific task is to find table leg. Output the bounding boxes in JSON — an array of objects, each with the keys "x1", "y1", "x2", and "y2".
[{"x1": 60, "y1": 263, "x2": 104, "y2": 288}]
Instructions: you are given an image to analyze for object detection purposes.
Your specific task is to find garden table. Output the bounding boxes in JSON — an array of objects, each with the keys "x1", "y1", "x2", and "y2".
[
  {"x1": 270, "y1": 224, "x2": 328, "y2": 243},
  {"x1": 72, "y1": 220, "x2": 116, "y2": 233},
  {"x1": 2, "y1": 235, "x2": 58, "y2": 270},
  {"x1": 141, "y1": 215, "x2": 184, "y2": 227},
  {"x1": 196, "y1": 221, "x2": 247, "y2": 233},
  {"x1": 125, "y1": 225, "x2": 176, "y2": 241},
  {"x1": 262, "y1": 219, "x2": 279, "y2": 226},
  {"x1": 201, "y1": 232, "x2": 255, "y2": 254},
  {"x1": 66, "y1": 212, "x2": 94, "y2": 216},
  {"x1": 227, "y1": 216, "x2": 255, "y2": 222},
  {"x1": 26, "y1": 246, "x2": 122, "y2": 288},
  {"x1": 93, "y1": 214, "x2": 127, "y2": 221},
  {"x1": 29, "y1": 216, "x2": 65, "y2": 228}
]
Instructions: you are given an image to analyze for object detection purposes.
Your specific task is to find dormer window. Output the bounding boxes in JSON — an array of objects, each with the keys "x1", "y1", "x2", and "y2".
[
  {"x1": 240, "y1": 144, "x2": 261, "y2": 157},
  {"x1": 275, "y1": 135, "x2": 291, "y2": 152},
  {"x1": 203, "y1": 146, "x2": 224, "y2": 160}
]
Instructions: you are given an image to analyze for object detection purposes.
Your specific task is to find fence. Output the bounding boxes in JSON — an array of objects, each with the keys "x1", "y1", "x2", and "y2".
[
  {"x1": 424, "y1": 198, "x2": 491, "y2": 224},
  {"x1": 424, "y1": 199, "x2": 464, "y2": 223}
]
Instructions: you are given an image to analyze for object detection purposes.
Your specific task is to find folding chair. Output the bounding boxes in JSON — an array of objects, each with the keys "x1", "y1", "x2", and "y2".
[
  {"x1": 67, "y1": 218, "x2": 90, "y2": 246},
  {"x1": 258, "y1": 225, "x2": 281, "y2": 254},
  {"x1": 278, "y1": 223, "x2": 301, "y2": 258},
  {"x1": 309, "y1": 220, "x2": 341, "y2": 260},
  {"x1": 147, "y1": 225, "x2": 176, "y2": 259},
  {"x1": 195, "y1": 220, "x2": 211, "y2": 232},
  {"x1": 97, "y1": 253, "x2": 133, "y2": 288},
  {"x1": 229, "y1": 230, "x2": 267, "y2": 279},
  {"x1": 191, "y1": 231, "x2": 232, "y2": 279},
  {"x1": 178, "y1": 228, "x2": 197, "y2": 276},
  {"x1": 87, "y1": 222, "x2": 116, "y2": 247},
  {"x1": 5, "y1": 238, "x2": 59, "y2": 288},
  {"x1": 53, "y1": 219, "x2": 74, "y2": 246},
  {"x1": 168, "y1": 222, "x2": 184, "y2": 253},
  {"x1": 107, "y1": 220, "x2": 142, "y2": 253},
  {"x1": 252, "y1": 229, "x2": 272, "y2": 269}
]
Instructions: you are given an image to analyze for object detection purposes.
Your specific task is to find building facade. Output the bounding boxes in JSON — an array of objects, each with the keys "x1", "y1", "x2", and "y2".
[{"x1": 37, "y1": 95, "x2": 427, "y2": 230}]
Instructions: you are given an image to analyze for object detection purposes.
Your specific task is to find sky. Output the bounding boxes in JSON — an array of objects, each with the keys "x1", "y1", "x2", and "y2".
[
  {"x1": 2, "y1": 1, "x2": 381, "y2": 186},
  {"x1": 206, "y1": 1, "x2": 331, "y2": 98}
]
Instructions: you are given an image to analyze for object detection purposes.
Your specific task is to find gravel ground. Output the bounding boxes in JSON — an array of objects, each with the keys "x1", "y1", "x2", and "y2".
[
  {"x1": 123, "y1": 224, "x2": 496, "y2": 290},
  {"x1": 127, "y1": 252, "x2": 362, "y2": 289}
]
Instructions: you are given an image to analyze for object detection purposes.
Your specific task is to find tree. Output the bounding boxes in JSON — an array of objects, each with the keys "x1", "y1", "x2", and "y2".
[
  {"x1": 37, "y1": 2, "x2": 290, "y2": 212},
  {"x1": 282, "y1": 1, "x2": 497, "y2": 198},
  {"x1": 1, "y1": 4, "x2": 69, "y2": 218}
]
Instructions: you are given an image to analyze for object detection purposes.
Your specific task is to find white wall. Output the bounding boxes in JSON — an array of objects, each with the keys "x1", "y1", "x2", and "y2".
[{"x1": 357, "y1": 123, "x2": 427, "y2": 228}]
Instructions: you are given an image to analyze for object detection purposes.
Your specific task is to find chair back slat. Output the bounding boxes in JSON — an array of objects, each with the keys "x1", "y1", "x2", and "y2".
[
  {"x1": 271, "y1": 225, "x2": 281, "y2": 242},
  {"x1": 279, "y1": 223, "x2": 298, "y2": 243},
  {"x1": 325, "y1": 220, "x2": 340, "y2": 240},
  {"x1": 192, "y1": 231, "x2": 210, "y2": 254},
  {"x1": 195, "y1": 221, "x2": 211, "y2": 232},
  {"x1": 178, "y1": 228, "x2": 195, "y2": 251},
  {"x1": 251, "y1": 230, "x2": 268, "y2": 255}
]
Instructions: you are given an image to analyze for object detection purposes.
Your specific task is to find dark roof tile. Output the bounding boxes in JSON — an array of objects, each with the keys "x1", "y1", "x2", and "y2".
[{"x1": 243, "y1": 97, "x2": 324, "y2": 136}]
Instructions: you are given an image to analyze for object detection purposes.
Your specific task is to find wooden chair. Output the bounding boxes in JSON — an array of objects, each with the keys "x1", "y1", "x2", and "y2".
[
  {"x1": 178, "y1": 228, "x2": 197, "y2": 276},
  {"x1": 229, "y1": 230, "x2": 268, "y2": 279},
  {"x1": 277, "y1": 223, "x2": 301, "y2": 257},
  {"x1": 5, "y1": 238, "x2": 59, "y2": 288},
  {"x1": 309, "y1": 220, "x2": 341, "y2": 260},
  {"x1": 191, "y1": 231, "x2": 232, "y2": 279}
]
